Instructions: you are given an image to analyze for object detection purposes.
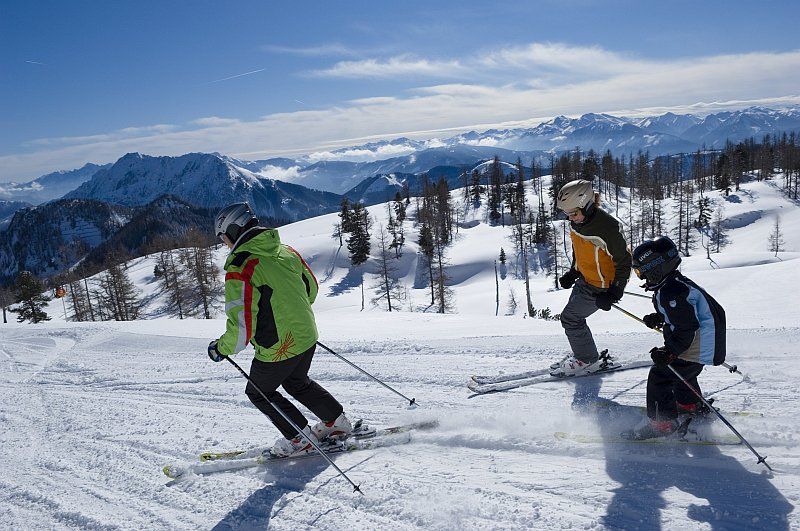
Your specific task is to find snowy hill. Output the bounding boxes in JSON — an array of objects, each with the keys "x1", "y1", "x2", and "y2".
[
  {"x1": 38, "y1": 172, "x2": 800, "y2": 323},
  {"x1": 3, "y1": 171, "x2": 800, "y2": 528}
]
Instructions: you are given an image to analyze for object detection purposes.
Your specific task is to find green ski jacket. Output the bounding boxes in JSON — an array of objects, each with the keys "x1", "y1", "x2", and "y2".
[{"x1": 216, "y1": 228, "x2": 319, "y2": 362}]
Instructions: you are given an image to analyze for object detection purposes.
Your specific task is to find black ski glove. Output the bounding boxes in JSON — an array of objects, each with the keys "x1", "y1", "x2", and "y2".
[
  {"x1": 559, "y1": 269, "x2": 580, "y2": 289},
  {"x1": 208, "y1": 340, "x2": 225, "y2": 362},
  {"x1": 595, "y1": 282, "x2": 624, "y2": 311},
  {"x1": 643, "y1": 312, "x2": 664, "y2": 330},
  {"x1": 650, "y1": 346, "x2": 677, "y2": 367}
]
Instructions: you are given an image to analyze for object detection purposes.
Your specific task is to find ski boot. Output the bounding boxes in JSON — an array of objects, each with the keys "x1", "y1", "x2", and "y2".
[
  {"x1": 311, "y1": 412, "x2": 353, "y2": 441},
  {"x1": 620, "y1": 418, "x2": 680, "y2": 441},
  {"x1": 549, "y1": 354, "x2": 571, "y2": 370},
  {"x1": 550, "y1": 350, "x2": 618, "y2": 377},
  {"x1": 270, "y1": 425, "x2": 319, "y2": 458},
  {"x1": 677, "y1": 399, "x2": 716, "y2": 425}
]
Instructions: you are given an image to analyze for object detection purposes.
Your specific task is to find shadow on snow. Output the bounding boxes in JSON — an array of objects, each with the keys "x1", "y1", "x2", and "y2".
[{"x1": 570, "y1": 378, "x2": 793, "y2": 530}]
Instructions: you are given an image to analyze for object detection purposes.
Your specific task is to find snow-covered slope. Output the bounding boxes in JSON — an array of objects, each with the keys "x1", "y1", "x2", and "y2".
[{"x1": 2, "y1": 175, "x2": 799, "y2": 529}]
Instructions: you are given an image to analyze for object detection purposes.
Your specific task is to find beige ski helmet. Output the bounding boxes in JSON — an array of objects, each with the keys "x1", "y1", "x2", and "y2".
[{"x1": 556, "y1": 180, "x2": 594, "y2": 212}]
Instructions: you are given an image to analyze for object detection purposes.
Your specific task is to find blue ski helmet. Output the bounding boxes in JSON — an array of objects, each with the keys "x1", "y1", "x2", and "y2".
[{"x1": 632, "y1": 236, "x2": 681, "y2": 288}]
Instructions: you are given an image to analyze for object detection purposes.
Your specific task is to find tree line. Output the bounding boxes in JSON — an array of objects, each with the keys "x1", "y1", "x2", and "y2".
[{"x1": 3, "y1": 227, "x2": 223, "y2": 323}]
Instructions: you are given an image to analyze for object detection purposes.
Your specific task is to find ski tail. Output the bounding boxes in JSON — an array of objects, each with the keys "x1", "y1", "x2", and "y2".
[{"x1": 469, "y1": 360, "x2": 652, "y2": 395}]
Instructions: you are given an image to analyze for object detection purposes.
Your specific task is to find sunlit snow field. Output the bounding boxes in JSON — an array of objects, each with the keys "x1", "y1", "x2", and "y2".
[{"x1": 2, "y1": 177, "x2": 799, "y2": 529}]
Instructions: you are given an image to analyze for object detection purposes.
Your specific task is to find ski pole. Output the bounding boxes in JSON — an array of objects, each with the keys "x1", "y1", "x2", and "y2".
[
  {"x1": 668, "y1": 363, "x2": 772, "y2": 472},
  {"x1": 223, "y1": 356, "x2": 363, "y2": 494},
  {"x1": 317, "y1": 341, "x2": 417, "y2": 406},
  {"x1": 611, "y1": 304, "x2": 744, "y2": 378},
  {"x1": 623, "y1": 290, "x2": 651, "y2": 299}
]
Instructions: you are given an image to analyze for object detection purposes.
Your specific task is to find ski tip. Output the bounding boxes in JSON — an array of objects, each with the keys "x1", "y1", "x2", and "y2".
[
  {"x1": 199, "y1": 453, "x2": 212, "y2": 462},
  {"x1": 162, "y1": 465, "x2": 182, "y2": 479}
]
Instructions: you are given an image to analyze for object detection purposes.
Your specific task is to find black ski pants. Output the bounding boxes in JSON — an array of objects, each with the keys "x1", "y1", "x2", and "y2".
[
  {"x1": 646, "y1": 359, "x2": 703, "y2": 421},
  {"x1": 245, "y1": 344, "x2": 343, "y2": 439}
]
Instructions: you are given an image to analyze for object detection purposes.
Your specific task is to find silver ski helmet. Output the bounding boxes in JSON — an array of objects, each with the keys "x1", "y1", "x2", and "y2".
[
  {"x1": 215, "y1": 202, "x2": 258, "y2": 243},
  {"x1": 556, "y1": 179, "x2": 594, "y2": 213},
  {"x1": 632, "y1": 236, "x2": 681, "y2": 288}
]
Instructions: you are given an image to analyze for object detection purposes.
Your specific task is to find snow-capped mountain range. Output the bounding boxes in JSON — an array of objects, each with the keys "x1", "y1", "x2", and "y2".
[
  {"x1": 235, "y1": 106, "x2": 800, "y2": 193},
  {"x1": 0, "y1": 162, "x2": 110, "y2": 205},
  {"x1": 2, "y1": 105, "x2": 800, "y2": 282},
  {"x1": 64, "y1": 152, "x2": 342, "y2": 222},
  {"x1": 6, "y1": 106, "x2": 800, "y2": 205}
]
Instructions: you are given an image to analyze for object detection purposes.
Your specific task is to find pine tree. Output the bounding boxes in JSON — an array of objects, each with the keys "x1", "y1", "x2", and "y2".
[
  {"x1": 394, "y1": 192, "x2": 407, "y2": 223},
  {"x1": 416, "y1": 178, "x2": 454, "y2": 312},
  {"x1": 347, "y1": 202, "x2": 371, "y2": 311},
  {"x1": 471, "y1": 169, "x2": 483, "y2": 205},
  {"x1": 709, "y1": 206, "x2": 730, "y2": 253},
  {"x1": 156, "y1": 248, "x2": 190, "y2": 318},
  {"x1": 347, "y1": 202, "x2": 371, "y2": 266},
  {"x1": 371, "y1": 225, "x2": 403, "y2": 311},
  {"x1": 0, "y1": 285, "x2": 13, "y2": 324},
  {"x1": 695, "y1": 195, "x2": 712, "y2": 229},
  {"x1": 506, "y1": 287, "x2": 518, "y2": 316},
  {"x1": 97, "y1": 260, "x2": 142, "y2": 321},
  {"x1": 66, "y1": 278, "x2": 92, "y2": 321},
  {"x1": 768, "y1": 216, "x2": 785, "y2": 257},
  {"x1": 499, "y1": 248, "x2": 507, "y2": 265},
  {"x1": 181, "y1": 229, "x2": 223, "y2": 319},
  {"x1": 10, "y1": 271, "x2": 51, "y2": 323},
  {"x1": 488, "y1": 156, "x2": 503, "y2": 224},
  {"x1": 417, "y1": 222, "x2": 435, "y2": 306},
  {"x1": 331, "y1": 223, "x2": 344, "y2": 247},
  {"x1": 339, "y1": 198, "x2": 354, "y2": 234}
]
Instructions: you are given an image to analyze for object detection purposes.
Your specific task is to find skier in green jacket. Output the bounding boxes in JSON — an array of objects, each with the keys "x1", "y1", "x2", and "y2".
[{"x1": 208, "y1": 202, "x2": 352, "y2": 457}]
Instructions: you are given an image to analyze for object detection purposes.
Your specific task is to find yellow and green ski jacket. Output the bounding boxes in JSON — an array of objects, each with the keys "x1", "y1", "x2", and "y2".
[{"x1": 216, "y1": 227, "x2": 319, "y2": 363}]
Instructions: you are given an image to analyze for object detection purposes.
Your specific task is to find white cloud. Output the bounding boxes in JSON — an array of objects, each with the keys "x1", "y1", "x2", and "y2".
[
  {"x1": 306, "y1": 143, "x2": 419, "y2": 163},
  {"x1": 257, "y1": 164, "x2": 302, "y2": 182},
  {"x1": 463, "y1": 137, "x2": 500, "y2": 147},
  {"x1": 261, "y1": 43, "x2": 360, "y2": 57},
  {"x1": 477, "y1": 42, "x2": 649, "y2": 78},
  {"x1": 309, "y1": 55, "x2": 467, "y2": 79},
  {"x1": 4, "y1": 45, "x2": 800, "y2": 182},
  {"x1": 308, "y1": 42, "x2": 650, "y2": 83},
  {"x1": 26, "y1": 124, "x2": 178, "y2": 147},
  {"x1": 191, "y1": 117, "x2": 242, "y2": 127}
]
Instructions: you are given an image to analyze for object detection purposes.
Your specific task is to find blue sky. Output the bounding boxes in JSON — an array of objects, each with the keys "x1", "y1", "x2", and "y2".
[{"x1": 2, "y1": 0, "x2": 800, "y2": 182}]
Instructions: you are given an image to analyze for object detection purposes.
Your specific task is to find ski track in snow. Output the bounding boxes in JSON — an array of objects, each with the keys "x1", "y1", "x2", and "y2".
[{"x1": 1, "y1": 324, "x2": 798, "y2": 530}]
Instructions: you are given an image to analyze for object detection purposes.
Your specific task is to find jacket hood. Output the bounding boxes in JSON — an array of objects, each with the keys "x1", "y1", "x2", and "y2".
[{"x1": 226, "y1": 227, "x2": 281, "y2": 263}]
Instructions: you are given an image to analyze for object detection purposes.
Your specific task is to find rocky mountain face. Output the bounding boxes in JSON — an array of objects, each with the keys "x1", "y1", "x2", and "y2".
[
  {"x1": 64, "y1": 152, "x2": 342, "y2": 222},
  {"x1": 0, "y1": 163, "x2": 109, "y2": 205},
  {"x1": 0, "y1": 193, "x2": 292, "y2": 283}
]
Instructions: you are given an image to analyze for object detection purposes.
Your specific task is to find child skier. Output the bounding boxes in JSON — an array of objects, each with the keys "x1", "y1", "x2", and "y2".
[
  {"x1": 552, "y1": 179, "x2": 632, "y2": 376},
  {"x1": 208, "y1": 202, "x2": 352, "y2": 457},
  {"x1": 623, "y1": 236, "x2": 726, "y2": 440}
]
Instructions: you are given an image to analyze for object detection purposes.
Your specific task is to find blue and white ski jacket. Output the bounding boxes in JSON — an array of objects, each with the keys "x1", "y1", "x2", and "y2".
[{"x1": 651, "y1": 272, "x2": 726, "y2": 366}]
